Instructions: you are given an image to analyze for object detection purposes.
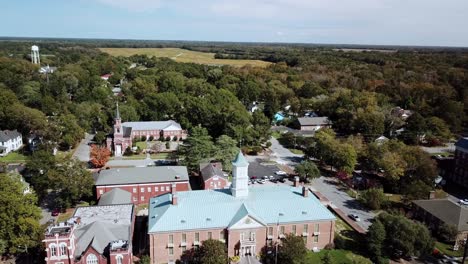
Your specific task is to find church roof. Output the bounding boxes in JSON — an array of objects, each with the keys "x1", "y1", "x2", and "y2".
[
  {"x1": 232, "y1": 151, "x2": 249, "y2": 167},
  {"x1": 121, "y1": 120, "x2": 182, "y2": 131},
  {"x1": 148, "y1": 186, "x2": 335, "y2": 233}
]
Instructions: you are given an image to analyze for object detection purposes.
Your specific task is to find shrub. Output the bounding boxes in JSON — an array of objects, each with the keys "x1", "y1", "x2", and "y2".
[
  {"x1": 359, "y1": 188, "x2": 387, "y2": 210},
  {"x1": 149, "y1": 135, "x2": 154, "y2": 141},
  {"x1": 165, "y1": 136, "x2": 171, "y2": 141},
  {"x1": 266, "y1": 141, "x2": 272, "y2": 148},
  {"x1": 158, "y1": 135, "x2": 164, "y2": 141},
  {"x1": 173, "y1": 136, "x2": 178, "y2": 141},
  {"x1": 124, "y1": 146, "x2": 133, "y2": 156},
  {"x1": 141, "y1": 135, "x2": 147, "y2": 142},
  {"x1": 165, "y1": 142, "x2": 170, "y2": 149},
  {"x1": 230, "y1": 256, "x2": 240, "y2": 263}
]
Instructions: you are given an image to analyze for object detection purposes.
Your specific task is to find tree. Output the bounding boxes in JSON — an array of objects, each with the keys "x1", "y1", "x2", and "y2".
[
  {"x1": 26, "y1": 150, "x2": 57, "y2": 200},
  {"x1": 278, "y1": 233, "x2": 307, "y2": 264},
  {"x1": 215, "y1": 135, "x2": 238, "y2": 172},
  {"x1": 321, "y1": 251, "x2": 334, "y2": 264},
  {"x1": 295, "y1": 161, "x2": 320, "y2": 182},
  {"x1": 90, "y1": 145, "x2": 111, "y2": 168},
  {"x1": 197, "y1": 239, "x2": 227, "y2": 264},
  {"x1": 0, "y1": 173, "x2": 42, "y2": 254},
  {"x1": 250, "y1": 110, "x2": 271, "y2": 145},
  {"x1": 436, "y1": 223, "x2": 458, "y2": 243},
  {"x1": 178, "y1": 126, "x2": 216, "y2": 171},
  {"x1": 359, "y1": 188, "x2": 387, "y2": 210},
  {"x1": 367, "y1": 220, "x2": 386, "y2": 264}
]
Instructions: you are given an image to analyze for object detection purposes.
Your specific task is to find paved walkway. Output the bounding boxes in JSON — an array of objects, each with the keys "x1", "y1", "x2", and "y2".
[
  {"x1": 72, "y1": 133, "x2": 94, "y2": 162},
  {"x1": 239, "y1": 256, "x2": 262, "y2": 264}
]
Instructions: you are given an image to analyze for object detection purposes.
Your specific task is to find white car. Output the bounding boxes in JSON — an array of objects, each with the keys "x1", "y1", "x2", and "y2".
[
  {"x1": 349, "y1": 214, "x2": 361, "y2": 222},
  {"x1": 257, "y1": 179, "x2": 266, "y2": 184},
  {"x1": 275, "y1": 171, "x2": 287, "y2": 176},
  {"x1": 269, "y1": 175, "x2": 275, "y2": 180},
  {"x1": 459, "y1": 199, "x2": 468, "y2": 205}
]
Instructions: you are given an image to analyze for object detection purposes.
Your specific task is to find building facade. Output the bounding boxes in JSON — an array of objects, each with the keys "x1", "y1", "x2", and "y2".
[
  {"x1": 106, "y1": 104, "x2": 187, "y2": 156},
  {"x1": 95, "y1": 166, "x2": 191, "y2": 205},
  {"x1": 0, "y1": 130, "x2": 22, "y2": 157},
  {"x1": 148, "y1": 152, "x2": 336, "y2": 264},
  {"x1": 43, "y1": 204, "x2": 134, "y2": 264},
  {"x1": 452, "y1": 138, "x2": 468, "y2": 189},
  {"x1": 297, "y1": 117, "x2": 331, "y2": 131},
  {"x1": 200, "y1": 162, "x2": 229, "y2": 190}
]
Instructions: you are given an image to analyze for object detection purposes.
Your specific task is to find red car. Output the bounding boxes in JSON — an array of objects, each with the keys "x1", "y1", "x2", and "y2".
[{"x1": 51, "y1": 208, "x2": 60, "y2": 217}]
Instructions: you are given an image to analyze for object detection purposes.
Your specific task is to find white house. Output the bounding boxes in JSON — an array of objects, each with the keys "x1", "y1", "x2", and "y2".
[{"x1": 0, "y1": 130, "x2": 23, "y2": 157}]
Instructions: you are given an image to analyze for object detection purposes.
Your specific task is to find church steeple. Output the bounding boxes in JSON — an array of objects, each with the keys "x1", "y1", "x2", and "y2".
[
  {"x1": 114, "y1": 102, "x2": 122, "y2": 135},
  {"x1": 231, "y1": 151, "x2": 249, "y2": 198},
  {"x1": 115, "y1": 102, "x2": 121, "y2": 120}
]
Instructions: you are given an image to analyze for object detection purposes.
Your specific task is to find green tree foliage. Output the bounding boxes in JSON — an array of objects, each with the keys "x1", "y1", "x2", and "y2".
[
  {"x1": 0, "y1": 173, "x2": 42, "y2": 255},
  {"x1": 359, "y1": 188, "x2": 387, "y2": 210},
  {"x1": 178, "y1": 127, "x2": 217, "y2": 171},
  {"x1": 278, "y1": 233, "x2": 307, "y2": 264},
  {"x1": 295, "y1": 160, "x2": 320, "y2": 182},
  {"x1": 436, "y1": 223, "x2": 458, "y2": 243},
  {"x1": 369, "y1": 213, "x2": 434, "y2": 259},
  {"x1": 215, "y1": 135, "x2": 239, "y2": 172},
  {"x1": 197, "y1": 239, "x2": 227, "y2": 264}
]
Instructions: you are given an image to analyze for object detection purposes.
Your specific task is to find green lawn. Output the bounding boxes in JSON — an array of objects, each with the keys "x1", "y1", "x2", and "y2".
[
  {"x1": 0, "y1": 152, "x2": 29, "y2": 163},
  {"x1": 288, "y1": 148, "x2": 304, "y2": 155},
  {"x1": 305, "y1": 249, "x2": 372, "y2": 264},
  {"x1": 435, "y1": 241, "x2": 464, "y2": 257},
  {"x1": 135, "y1": 141, "x2": 147, "y2": 149},
  {"x1": 271, "y1": 131, "x2": 281, "y2": 139}
]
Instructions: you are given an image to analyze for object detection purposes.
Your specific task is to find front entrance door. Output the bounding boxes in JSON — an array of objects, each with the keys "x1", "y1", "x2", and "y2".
[{"x1": 115, "y1": 145, "x2": 122, "y2": 156}]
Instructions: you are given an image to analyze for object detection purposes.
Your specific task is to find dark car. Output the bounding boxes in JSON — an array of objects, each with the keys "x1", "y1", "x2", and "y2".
[
  {"x1": 270, "y1": 179, "x2": 278, "y2": 183},
  {"x1": 278, "y1": 178, "x2": 286, "y2": 183},
  {"x1": 250, "y1": 176, "x2": 257, "y2": 180},
  {"x1": 51, "y1": 208, "x2": 60, "y2": 217}
]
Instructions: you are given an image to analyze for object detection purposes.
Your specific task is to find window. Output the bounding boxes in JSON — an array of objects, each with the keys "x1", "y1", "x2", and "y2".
[
  {"x1": 116, "y1": 255, "x2": 123, "y2": 264},
  {"x1": 133, "y1": 188, "x2": 136, "y2": 193},
  {"x1": 86, "y1": 254, "x2": 98, "y2": 264},
  {"x1": 60, "y1": 244, "x2": 67, "y2": 256},
  {"x1": 141, "y1": 196, "x2": 145, "y2": 201},
  {"x1": 268, "y1": 227, "x2": 273, "y2": 236},
  {"x1": 195, "y1": 232, "x2": 200, "y2": 242},
  {"x1": 169, "y1": 234, "x2": 174, "y2": 243},
  {"x1": 194, "y1": 245, "x2": 200, "y2": 250},
  {"x1": 250, "y1": 231, "x2": 255, "y2": 240},
  {"x1": 292, "y1": 225, "x2": 296, "y2": 235},
  {"x1": 313, "y1": 235, "x2": 319, "y2": 243},
  {"x1": 208, "y1": 232, "x2": 212, "y2": 239},
  {"x1": 50, "y1": 244, "x2": 57, "y2": 257},
  {"x1": 182, "y1": 233, "x2": 186, "y2": 243},
  {"x1": 133, "y1": 197, "x2": 137, "y2": 202},
  {"x1": 280, "y1": 226, "x2": 285, "y2": 235},
  {"x1": 166, "y1": 186, "x2": 170, "y2": 192},
  {"x1": 303, "y1": 236, "x2": 307, "y2": 244},
  {"x1": 181, "y1": 245, "x2": 186, "y2": 252},
  {"x1": 169, "y1": 247, "x2": 174, "y2": 256},
  {"x1": 155, "y1": 187, "x2": 159, "y2": 192},
  {"x1": 141, "y1": 187, "x2": 145, "y2": 193},
  {"x1": 303, "y1": 224, "x2": 308, "y2": 233},
  {"x1": 220, "y1": 230, "x2": 225, "y2": 240},
  {"x1": 314, "y1": 224, "x2": 320, "y2": 232},
  {"x1": 99, "y1": 190, "x2": 103, "y2": 195}
]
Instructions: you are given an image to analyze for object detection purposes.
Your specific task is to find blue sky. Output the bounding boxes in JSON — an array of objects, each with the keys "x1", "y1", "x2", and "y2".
[{"x1": 2, "y1": 0, "x2": 468, "y2": 46}]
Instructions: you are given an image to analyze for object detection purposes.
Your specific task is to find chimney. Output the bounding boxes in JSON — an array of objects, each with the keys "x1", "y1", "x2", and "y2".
[
  {"x1": 302, "y1": 186, "x2": 309, "y2": 197},
  {"x1": 171, "y1": 183, "x2": 178, "y2": 205},
  {"x1": 294, "y1": 176, "x2": 300, "y2": 187}
]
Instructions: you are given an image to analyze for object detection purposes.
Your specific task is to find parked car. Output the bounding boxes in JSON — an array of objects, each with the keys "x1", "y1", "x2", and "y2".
[
  {"x1": 275, "y1": 171, "x2": 287, "y2": 176},
  {"x1": 270, "y1": 179, "x2": 278, "y2": 183},
  {"x1": 278, "y1": 178, "x2": 286, "y2": 183},
  {"x1": 51, "y1": 208, "x2": 60, "y2": 217},
  {"x1": 257, "y1": 179, "x2": 266, "y2": 184},
  {"x1": 459, "y1": 199, "x2": 468, "y2": 205},
  {"x1": 349, "y1": 214, "x2": 360, "y2": 221},
  {"x1": 269, "y1": 175, "x2": 275, "y2": 180},
  {"x1": 250, "y1": 176, "x2": 257, "y2": 180},
  {"x1": 250, "y1": 179, "x2": 256, "y2": 184},
  {"x1": 262, "y1": 175, "x2": 269, "y2": 180}
]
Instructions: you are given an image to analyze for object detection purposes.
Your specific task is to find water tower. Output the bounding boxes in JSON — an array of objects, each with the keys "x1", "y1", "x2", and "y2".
[{"x1": 31, "y1": 45, "x2": 40, "y2": 64}]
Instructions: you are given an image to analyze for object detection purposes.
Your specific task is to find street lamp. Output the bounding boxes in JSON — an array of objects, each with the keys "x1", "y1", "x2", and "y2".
[{"x1": 275, "y1": 212, "x2": 284, "y2": 264}]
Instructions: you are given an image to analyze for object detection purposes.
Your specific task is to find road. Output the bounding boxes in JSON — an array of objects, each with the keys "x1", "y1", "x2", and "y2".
[
  {"x1": 72, "y1": 133, "x2": 94, "y2": 162},
  {"x1": 311, "y1": 177, "x2": 375, "y2": 230},
  {"x1": 420, "y1": 143, "x2": 455, "y2": 154},
  {"x1": 268, "y1": 136, "x2": 375, "y2": 231}
]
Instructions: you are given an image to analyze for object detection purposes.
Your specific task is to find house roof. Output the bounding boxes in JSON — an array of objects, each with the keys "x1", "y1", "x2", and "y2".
[
  {"x1": 95, "y1": 166, "x2": 189, "y2": 186},
  {"x1": 200, "y1": 162, "x2": 226, "y2": 182},
  {"x1": 232, "y1": 152, "x2": 249, "y2": 167},
  {"x1": 148, "y1": 186, "x2": 336, "y2": 233},
  {"x1": 297, "y1": 117, "x2": 331, "y2": 126},
  {"x1": 455, "y1": 138, "x2": 468, "y2": 150},
  {"x1": 72, "y1": 204, "x2": 133, "y2": 258},
  {"x1": 98, "y1": 188, "x2": 132, "y2": 206},
  {"x1": 121, "y1": 120, "x2": 182, "y2": 131},
  {"x1": 413, "y1": 199, "x2": 468, "y2": 231},
  {"x1": 0, "y1": 130, "x2": 21, "y2": 142}
]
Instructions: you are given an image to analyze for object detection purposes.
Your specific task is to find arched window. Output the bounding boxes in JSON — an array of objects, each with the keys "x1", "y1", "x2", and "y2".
[
  {"x1": 86, "y1": 254, "x2": 98, "y2": 264},
  {"x1": 116, "y1": 255, "x2": 123, "y2": 264},
  {"x1": 60, "y1": 243, "x2": 67, "y2": 256},
  {"x1": 49, "y1": 244, "x2": 57, "y2": 257}
]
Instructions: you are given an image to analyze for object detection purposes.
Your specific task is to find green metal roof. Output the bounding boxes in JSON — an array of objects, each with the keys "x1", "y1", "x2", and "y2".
[{"x1": 232, "y1": 151, "x2": 249, "y2": 167}]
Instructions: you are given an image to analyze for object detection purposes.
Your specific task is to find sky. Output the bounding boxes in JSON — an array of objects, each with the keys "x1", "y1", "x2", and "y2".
[{"x1": 1, "y1": 0, "x2": 468, "y2": 47}]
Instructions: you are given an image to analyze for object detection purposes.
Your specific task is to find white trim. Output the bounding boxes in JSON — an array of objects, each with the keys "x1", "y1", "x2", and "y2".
[{"x1": 96, "y1": 181, "x2": 189, "y2": 188}]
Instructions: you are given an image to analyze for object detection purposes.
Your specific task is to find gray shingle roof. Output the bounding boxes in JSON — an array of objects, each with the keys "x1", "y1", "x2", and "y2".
[
  {"x1": 200, "y1": 162, "x2": 226, "y2": 182},
  {"x1": 95, "y1": 166, "x2": 189, "y2": 186},
  {"x1": 0, "y1": 130, "x2": 21, "y2": 142},
  {"x1": 455, "y1": 137, "x2": 468, "y2": 150},
  {"x1": 98, "y1": 188, "x2": 132, "y2": 206},
  {"x1": 298, "y1": 117, "x2": 331, "y2": 126},
  {"x1": 413, "y1": 199, "x2": 468, "y2": 231},
  {"x1": 121, "y1": 120, "x2": 182, "y2": 131}
]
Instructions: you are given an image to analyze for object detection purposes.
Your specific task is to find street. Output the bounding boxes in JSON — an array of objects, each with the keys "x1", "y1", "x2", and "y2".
[
  {"x1": 72, "y1": 133, "x2": 94, "y2": 162},
  {"x1": 268, "y1": 137, "x2": 303, "y2": 165}
]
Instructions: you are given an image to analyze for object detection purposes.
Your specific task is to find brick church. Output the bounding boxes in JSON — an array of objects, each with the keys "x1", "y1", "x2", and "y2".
[{"x1": 106, "y1": 103, "x2": 187, "y2": 156}]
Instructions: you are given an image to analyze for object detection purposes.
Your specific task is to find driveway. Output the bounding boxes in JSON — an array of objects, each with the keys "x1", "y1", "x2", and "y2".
[
  {"x1": 311, "y1": 177, "x2": 375, "y2": 230},
  {"x1": 72, "y1": 133, "x2": 94, "y2": 162},
  {"x1": 269, "y1": 137, "x2": 303, "y2": 165}
]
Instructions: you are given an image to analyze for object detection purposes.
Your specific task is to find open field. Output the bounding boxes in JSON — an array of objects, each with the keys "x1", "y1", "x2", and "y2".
[{"x1": 99, "y1": 48, "x2": 271, "y2": 68}]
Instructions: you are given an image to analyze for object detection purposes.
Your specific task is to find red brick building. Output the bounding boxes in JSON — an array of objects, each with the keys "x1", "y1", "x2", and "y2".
[
  {"x1": 199, "y1": 162, "x2": 230, "y2": 190},
  {"x1": 95, "y1": 166, "x2": 190, "y2": 205},
  {"x1": 43, "y1": 204, "x2": 134, "y2": 264},
  {"x1": 106, "y1": 103, "x2": 187, "y2": 156}
]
